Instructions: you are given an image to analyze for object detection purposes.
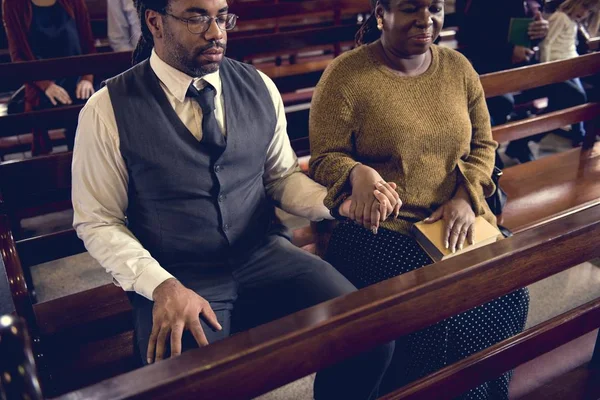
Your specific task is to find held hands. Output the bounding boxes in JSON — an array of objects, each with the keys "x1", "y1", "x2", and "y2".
[
  {"x1": 347, "y1": 164, "x2": 402, "y2": 233},
  {"x1": 147, "y1": 278, "x2": 222, "y2": 364},
  {"x1": 512, "y1": 45, "x2": 535, "y2": 64},
  {"x1": 76, "y1": 80, "x2": 95, "y2": 100},
  {"x1": 45, "y1": 83, "x2": 72, "y2": 106},
  {"x1": 424, "y1": 186, "x2": 476, "y2": 253},
  {"x1": 528, "y1": 11, "x2": 549, "y2": 41}
]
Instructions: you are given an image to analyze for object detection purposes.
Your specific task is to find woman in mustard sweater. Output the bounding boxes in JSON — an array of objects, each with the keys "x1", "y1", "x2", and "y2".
[{"x1": 309, "y1": 0, "x2": 529, "y2": 398}]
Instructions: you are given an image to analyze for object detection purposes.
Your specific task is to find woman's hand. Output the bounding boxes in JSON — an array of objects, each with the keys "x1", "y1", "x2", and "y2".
[
  {"x1": 76, "y1": 80, "x2": 95, "y2": 100},
  {"x1": 348, "y1": 164, "x2": 401, "y2": 232},
  {"x1": 425, "y1": 186, "x2": 475, "y2": 253},
  {"x1": 338, "y1": 188, "x2": 399, "y2": 234},
  {"x1": 45, "y1": 83, "x2": 72, "y2": 106}
]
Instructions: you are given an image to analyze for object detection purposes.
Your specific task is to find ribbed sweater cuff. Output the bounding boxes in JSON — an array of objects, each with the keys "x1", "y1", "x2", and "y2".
[
  {"x1": 323, "y1": 161, "x2": 361, "y2": 212},
  {"x1": 457, "y1": 162, "x2": 488, "y2": 216}
]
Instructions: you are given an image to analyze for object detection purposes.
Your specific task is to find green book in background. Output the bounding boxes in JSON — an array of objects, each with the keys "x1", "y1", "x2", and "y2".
[{"x1": 508, "y1": 17, "x2": 533, "y2": 48}]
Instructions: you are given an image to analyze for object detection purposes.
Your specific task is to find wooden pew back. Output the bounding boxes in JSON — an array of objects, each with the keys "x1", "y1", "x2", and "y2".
[{"x1": 42, "y1": 205, "x2": 600, "y2": 400}]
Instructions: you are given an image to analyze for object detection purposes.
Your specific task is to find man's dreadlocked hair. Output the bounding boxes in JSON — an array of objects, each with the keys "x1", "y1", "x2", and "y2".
[
  {"x1": 355, "y1": 0, "x2": 392, "y2": 45},
  {"x1": 131, "y1": 0, "x2": 234, "y2": 66},
  {"x1": 132, "y1": 0, "x2": 169, "y2": 65}
]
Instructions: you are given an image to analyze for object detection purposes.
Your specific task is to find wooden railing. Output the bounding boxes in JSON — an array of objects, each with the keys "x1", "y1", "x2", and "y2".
[{"x1": 45, "y1": 205, "x2": 600, "y2": 400}]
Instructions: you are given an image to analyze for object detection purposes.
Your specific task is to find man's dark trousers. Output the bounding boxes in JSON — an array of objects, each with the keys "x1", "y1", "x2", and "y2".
[{"x1": 129, "y1": 234, "x2": 395, "y2": 400}]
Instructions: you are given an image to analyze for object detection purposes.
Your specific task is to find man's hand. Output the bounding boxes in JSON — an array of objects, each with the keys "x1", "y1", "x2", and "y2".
[
  {"x1": 147, "y1": 278, "x2": 222, "y2": 364},
  {"x1": 424, "y1": 186, "x2": 476, "y2": 253},
  {"x1": 349, "y1": 165, "x2": 401, "y2": 232},
  {"x1": 528, "y1": 11, "x2": 549, "y2": 40},
  {"x1": 45, "y1": 83, "x2": 72, "y2": 106},
  {"x1": 512, "y1": 45, "x2": 535, "y2": 64},
  {"x1": 76, "y1": 80, "x2": 95, "y2": 100}
]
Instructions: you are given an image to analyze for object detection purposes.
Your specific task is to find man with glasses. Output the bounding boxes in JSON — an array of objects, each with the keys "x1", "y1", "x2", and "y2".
[{"x1": 72, "y1": 0, "x2": 396, "y2": 398}]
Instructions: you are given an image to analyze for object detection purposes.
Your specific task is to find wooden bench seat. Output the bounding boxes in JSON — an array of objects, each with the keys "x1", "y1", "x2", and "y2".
[
  {"x1": 32, "y1": 206, "x2": 598, "y2": 399},
  {"x1": 3, "y1": 206, "x2": 600, "y2": 399},
  {"x1": 9, "y1": 139, "x2": 598, "y2": 394},
  {"x1": 500, "y1": 142, "x2": 600, "y2": 232},
  {"x1": 521, "y1": 363, "x2": 600, "y2": 400}
]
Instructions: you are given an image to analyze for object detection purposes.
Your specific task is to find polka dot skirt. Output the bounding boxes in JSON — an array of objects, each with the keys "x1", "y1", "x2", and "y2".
[{"x1": 326, "y1": 221, "x2": 529, "y2": 400}]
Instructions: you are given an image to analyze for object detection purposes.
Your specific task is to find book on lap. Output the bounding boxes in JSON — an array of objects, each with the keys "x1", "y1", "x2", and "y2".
[
  {"x1": 508, "y1": 18, "x2": 533, "y2": 48},
  {"x1": 412, "y1": 216, "x2": 502, "y2": 262}
]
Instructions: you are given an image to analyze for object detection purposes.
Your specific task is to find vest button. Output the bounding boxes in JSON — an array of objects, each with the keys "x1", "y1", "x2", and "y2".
[
  {"x1": 214, "y1": 165, "x2": 222, "y2": 173},
  {"x1": 223, "y1": 223, "x2": 230, "y2": 231},
  {"x1": 218, "y1": 195, "x2": 225, "y2": 202}
]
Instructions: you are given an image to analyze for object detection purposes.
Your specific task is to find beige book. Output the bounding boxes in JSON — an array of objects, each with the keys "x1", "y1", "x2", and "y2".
[{"x1": 412, "y1": 216, "x2": 502, "y2": 262}]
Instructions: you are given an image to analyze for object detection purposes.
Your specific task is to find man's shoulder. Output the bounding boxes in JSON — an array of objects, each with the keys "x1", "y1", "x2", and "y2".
[
  {"x1": 222, "y1": 57, "x2": 261, "y2": 76},
  {"x1": 105, "y1": 60, "x2": 148, "y2": 88},
  {"x1": 80, "y1": 86, "x2": 114, "y2": 123}
]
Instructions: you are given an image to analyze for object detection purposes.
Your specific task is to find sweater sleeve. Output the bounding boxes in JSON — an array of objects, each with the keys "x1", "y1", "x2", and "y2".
[
  {"x1": 308, "y1": 61, "x2": 361, "y2": 211},
  {"x1": 457, "y1": 63, "x2": 498, "y2": 216},
  {"x1": 71, "y1": 0, "x2": 97, "y2": 83},
  {"x1": 2, "y1": 0, "x2": 54, "y2": 91}
]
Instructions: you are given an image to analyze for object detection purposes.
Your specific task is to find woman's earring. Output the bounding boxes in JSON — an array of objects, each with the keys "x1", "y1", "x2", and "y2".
[{"x1": 377, "y1": 17, "x2": 383, "y2": 31}]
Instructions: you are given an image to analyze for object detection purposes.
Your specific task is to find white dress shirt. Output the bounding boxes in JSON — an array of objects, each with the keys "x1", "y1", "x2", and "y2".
[
  {"x1": 72, "y1": 50, "x2": 330, "y2": 301},
  {"x1": 107, "y1": 0, "x2": 142, "y2": 52},
  {"x1": 540, "y1": 11, "x2": 579, "y2": 63}
]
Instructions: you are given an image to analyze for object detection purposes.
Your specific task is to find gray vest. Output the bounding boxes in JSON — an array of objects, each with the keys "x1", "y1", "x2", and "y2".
[{"x1": 106, "y1": 58, "x2": 277, "y2": 268}]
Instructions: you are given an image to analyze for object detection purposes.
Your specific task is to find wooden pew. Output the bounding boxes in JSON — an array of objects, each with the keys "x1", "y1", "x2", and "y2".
[
  {"x1": 5, "y1": 205, "x2": 600, "y2": 399},
  {"x1": 1, "y1": 43, "x2": 599, "y2": 398},
  {"x1": 81, "y1": 0, "x2": 370, "y2": 45},
  {"x1": 0, "y1": 23, "x2": 361, "y2": 157},
  {"x1": 1, "y1": 132, "x2": 599, "y2": 395}
]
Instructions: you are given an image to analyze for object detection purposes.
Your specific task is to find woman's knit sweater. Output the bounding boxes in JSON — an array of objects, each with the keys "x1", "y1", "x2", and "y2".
[{"x1": 309, "y1": 42, "x2": 497, "y2": 235}]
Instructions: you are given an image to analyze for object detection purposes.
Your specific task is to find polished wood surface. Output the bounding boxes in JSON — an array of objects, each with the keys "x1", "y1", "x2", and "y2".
[
  {"x1": 492, "y1": 103, "x2": 600, "y2": 144},
  {"x1": 0, "y1": 152, "x2": 73, "y2": 224},
  {"x1": 55, "y1": 206, "x2": 600, "y2": 400},
  {"x1": 481, "y1": 52, "x2": 600, "y2": 98},
  {"x1": 16, "y1": 229, "x2": 85, "y2": 269},
  {"x1": 0, "y1": 24, "x2": 359, "y2": 83},
  {"x1": 0, "y1": 106, "x2": 81, "y2": 138},
  {"x1": 521, "y1": 363, "x2": 600, "y2": 400},
  {"x1": 0, "y1": 216, "x2": 36, "y2": 330},
  {"x1": 499, "y1": 143, "x2": 600, "y2": 231},
  {"x1": 380, "y1": 298, "x2": 600, "y2": 400},
  {"x1": 0, "y1": 315, "x2": 43, "y2": 400}
]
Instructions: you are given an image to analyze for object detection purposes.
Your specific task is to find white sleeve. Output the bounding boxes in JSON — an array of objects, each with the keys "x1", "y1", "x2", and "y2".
[
  {"x1": 540, "y1": 12, "x2": 569, "y2": 63},
  {"x1": 107, "y1": 0, "x2": 135, "y2": 51},
  {"x1": 258, "y1": 71, "x2": 333, "y2": 221},
  {"x1": 72, "y1": 93, "x2": 173, "y2": 300}
]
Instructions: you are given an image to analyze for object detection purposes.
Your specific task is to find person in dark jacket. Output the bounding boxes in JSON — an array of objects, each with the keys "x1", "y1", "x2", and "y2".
[{"x1": 458, "y1": 0, "x2": 549, "y2": 163}]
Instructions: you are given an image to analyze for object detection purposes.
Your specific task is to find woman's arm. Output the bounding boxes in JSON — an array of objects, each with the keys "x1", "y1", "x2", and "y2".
[
  {"x1": 459, "y1": 63, "x2": 498, "y2": 217},
  {"x1": 71, "y1": 0, "x2": 97, "y2": 83},
  {"x1": 540, "y1": 12, "x2": 568, "y2": 63},
  {"x1": 2, "y1": 0, "x2": 54, "y2": 91},
  {"x1": 308, "y1": 62, "x2": 399, "y2": 228},
  {"x1": 308, "y1": 63, "x2": 362, "y2": 211}
]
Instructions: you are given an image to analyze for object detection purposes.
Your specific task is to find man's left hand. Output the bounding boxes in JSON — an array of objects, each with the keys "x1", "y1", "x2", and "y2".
[{"x1": 528, "y1": 11, "x2": 549, "y2": 40}]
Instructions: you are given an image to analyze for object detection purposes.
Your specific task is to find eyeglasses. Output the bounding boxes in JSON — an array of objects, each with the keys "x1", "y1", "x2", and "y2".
[{"x1": 163, "y1": 13, "x2": 238, "y2": 34}]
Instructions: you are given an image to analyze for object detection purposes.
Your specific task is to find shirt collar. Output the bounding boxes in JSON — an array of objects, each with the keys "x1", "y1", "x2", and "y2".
[{"x1": 149, "y1": 49, "x2": 221, "y2": 103}]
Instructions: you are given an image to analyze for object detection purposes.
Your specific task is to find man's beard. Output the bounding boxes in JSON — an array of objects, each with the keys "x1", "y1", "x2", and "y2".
[{"x1": 164, "y1": 29, "x2": 227, "y2": 77}]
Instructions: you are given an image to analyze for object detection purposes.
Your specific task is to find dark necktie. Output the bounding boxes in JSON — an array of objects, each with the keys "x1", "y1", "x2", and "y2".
[{"x1": 186, "y1": 83, "x2": 226, "y2": 150}]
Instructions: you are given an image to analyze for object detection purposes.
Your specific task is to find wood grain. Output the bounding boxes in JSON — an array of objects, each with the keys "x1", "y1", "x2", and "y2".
[
  {"x1": 54, "y1": 206, "x2": 600, "y2": 400},
  {"x1": 379, "y1": 298, "x2": 600, "y2": 400}
]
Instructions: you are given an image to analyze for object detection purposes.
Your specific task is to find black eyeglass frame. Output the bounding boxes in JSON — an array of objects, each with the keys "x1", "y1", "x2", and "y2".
[{"x1": 163, "y1": 13, "x2": 238, "y2": 34}]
